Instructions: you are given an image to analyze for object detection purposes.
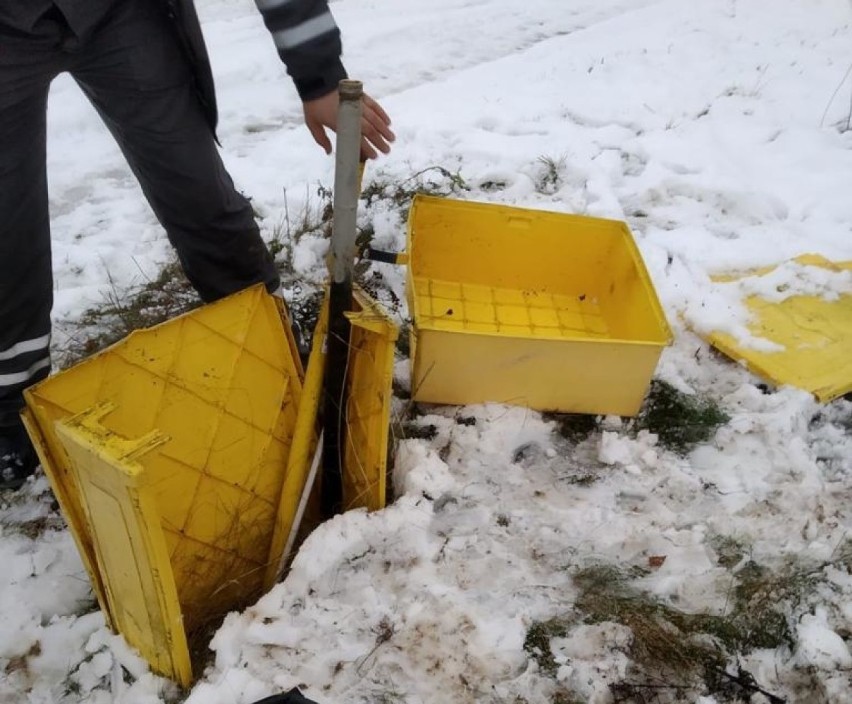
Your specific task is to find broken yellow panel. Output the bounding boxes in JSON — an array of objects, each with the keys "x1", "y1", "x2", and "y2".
[
  {"x1": 54, "y1": 405, "x2": 189, "y2": 686},
  {"x1": 24, "y1": 285, "x2": 305, "y2": 685},
  {"x1": 264, "y1": 286, "x2": 398, "y2": 588},
  {"x1": 343, "y1": 290, "x2": 399, "y2": 513},
  {"x1": 707, "y1": 255, "x2": 852, "y2": 402}
]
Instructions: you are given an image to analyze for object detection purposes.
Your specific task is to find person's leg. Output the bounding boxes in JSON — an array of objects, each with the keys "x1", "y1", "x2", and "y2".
[
  {"x1": 69, "y1": 0, "x2": 279, "y2": 303},
  {"x1": 0, "y1": 18, "x2": 65, "y2": 487}
]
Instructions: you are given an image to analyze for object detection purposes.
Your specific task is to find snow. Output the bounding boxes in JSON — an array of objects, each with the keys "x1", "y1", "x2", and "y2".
[
  {"x1": 796, "y1": 607, "x2": 852, "y2": 670},
  {"x1": 2, "y1": 0, "x2": 852, "y2": 702}
]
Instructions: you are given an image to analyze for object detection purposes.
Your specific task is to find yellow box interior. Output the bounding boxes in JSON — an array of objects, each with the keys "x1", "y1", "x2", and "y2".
[{"x1": 408, "y1": 196, "x2": 670, "y2": 346}]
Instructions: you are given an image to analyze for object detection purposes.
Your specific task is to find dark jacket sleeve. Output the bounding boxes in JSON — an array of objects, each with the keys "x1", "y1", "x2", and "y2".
[{"x1": 253, "y1": 0, "x2": 348, "y2": 101}]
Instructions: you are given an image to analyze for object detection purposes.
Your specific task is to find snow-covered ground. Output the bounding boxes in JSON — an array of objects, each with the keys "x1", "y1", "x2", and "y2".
[{"x1": 2, "y1": 0, "x2": 852, "y2": 702}]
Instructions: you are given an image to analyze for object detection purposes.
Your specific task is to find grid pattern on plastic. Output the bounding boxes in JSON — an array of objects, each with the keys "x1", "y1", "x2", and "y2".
[
  {"x1": 27, "y1": 287, "x2": 302, "y2": 636},
  {"x1": 414, "y1": 277, "x2": 610, "y2": 339},
  {"x1": 342, "y1": 305, "x2": 397, "y2": 513},
  {"x1": 118, "y1": 302, "x2": 298, "y2": 624}
]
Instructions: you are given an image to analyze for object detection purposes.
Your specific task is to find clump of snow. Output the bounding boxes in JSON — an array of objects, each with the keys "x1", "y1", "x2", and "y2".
[
  {"x1": 734, "y1": 260, "x2": 852, "y2": 303},
  {"x1": 598, "y1": 429, "x2": 660, "y2": 474},
  {"x1": 552, "y1": 623, "x2": 632, "y2": 701},
  {"x1": 795, "y1": 607, "x2": 852, "y2": 670},
  {"x1": 684, "y1": 257, "x2": 852, "y2": 351},
  {"x1": 0, "y1": 480, "x2": 176, "y2": 703}
]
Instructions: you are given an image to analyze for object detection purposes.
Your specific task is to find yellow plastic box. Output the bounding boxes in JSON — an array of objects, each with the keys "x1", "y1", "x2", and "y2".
[
  {"x1": 406, "y1": 196, "x2": 672, "y2": 416},
  {"x1": 23, "y1": 286, "x2": 306, "y2": 685},
  {"x1": 23, "y1": 284, "x2": 398, "y2": 686}
]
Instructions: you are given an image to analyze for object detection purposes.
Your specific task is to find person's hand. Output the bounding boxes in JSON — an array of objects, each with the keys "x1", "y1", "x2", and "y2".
[{"x1": 303, "y1": 91, "x2": 395, "y2": 160}]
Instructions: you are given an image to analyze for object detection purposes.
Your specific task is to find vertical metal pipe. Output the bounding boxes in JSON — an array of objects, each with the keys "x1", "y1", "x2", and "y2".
[
  {"x1": 322, "y1": 80, "x2": 363, "y2": 518},
  {"x1": 329, "y1": 80, "x2": 363, "y2": 286}
]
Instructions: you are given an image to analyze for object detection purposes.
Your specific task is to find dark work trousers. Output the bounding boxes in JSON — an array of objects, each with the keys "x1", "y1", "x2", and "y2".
[{"x1": 0, "y1": 0, "x2": 280, "y2": 428}]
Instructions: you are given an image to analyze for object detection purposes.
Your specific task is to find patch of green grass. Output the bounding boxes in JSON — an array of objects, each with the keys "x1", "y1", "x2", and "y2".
[
  {"x1": 562, "y1": 553, "x2": 838, "y2": 703},
  {"x1": 568, "y1": 562, "x2": 797, "y2": 701},
  {"x1": 544, "y1": 382, "x2": 727, "y2": 457},
  {"x1": 524, "y1": 618, "x2": 572, "y2": 676},
  {"x1": 708, "y1": 534, "x2": 747, "y2": 570},
  {"x1": 286, "y1": 286, "x2": 324, "y2": 350},
  {"x1": 551, "y1": 690, "x2": 584, "y2": 704},
  {"x1": 394, "y1": 321, "x2": 412, "y2": 358},
  {"x1": 730, "y1": 560, "x2": 798, "y2": 650},
  {"x1": 547, "y1": 413, "x2": 599, "y2": 443},
  {"x1": 546, "y1": 412, "x2": 599, "y2": 443},
  {"x1": 836, "y1": 538, "x2": 852, "y2": 573},
  {"x1": 633, "y1": 380, "x2": 729, "y2": 455},
  {"x1": 574, "y1": 566, "x2": 729, "y2": 673}
]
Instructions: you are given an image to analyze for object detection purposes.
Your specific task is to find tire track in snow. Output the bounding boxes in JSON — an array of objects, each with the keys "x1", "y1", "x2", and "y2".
[
  {"x1": 200, "y1": 0, "x2": 664, "y2": 111},
  {"x1": 333, "y1": 0, "x2": 663, "y2": 98}
]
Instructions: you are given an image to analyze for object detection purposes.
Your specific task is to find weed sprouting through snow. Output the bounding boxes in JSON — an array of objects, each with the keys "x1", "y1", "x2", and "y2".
[
  {"x1": 521, "y1": 559, "x2": 814, "y2": 702},
  {"x1": 361, "y1": 165, "x2": 469, "y2": 216},
  {"x1": 533, "y1": 155, "x2": 567, "y2": 195},
  {"x1": 56, "y1": 261, "x2": 199, "y2": 366},
  {"x1": 632, "y1": 380, "x2": 729, "y2": 455},
  {"x1": 523, "y1": 618, "x2": 571, "y2": 676}
]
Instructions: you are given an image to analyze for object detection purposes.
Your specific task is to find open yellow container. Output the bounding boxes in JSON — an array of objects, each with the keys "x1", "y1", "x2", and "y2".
[
  {"x1": 406, "y1": 196, "x2": 672, "y2": 416},
  {"x1": 23, "y1": 286, "x2": 306, "y2": 685}
]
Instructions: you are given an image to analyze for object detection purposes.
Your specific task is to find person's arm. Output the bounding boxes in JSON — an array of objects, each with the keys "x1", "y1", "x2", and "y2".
[
  {"x1": 254, "y1": 0, "x2": 346, "y2": 101},
  {"x1": 254, "y1": 0, "x2": 394, "y2": 158}
]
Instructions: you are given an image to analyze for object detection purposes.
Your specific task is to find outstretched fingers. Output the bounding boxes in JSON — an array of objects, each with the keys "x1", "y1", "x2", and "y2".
[
  {"x1": 302, "y1": 90, "x2": 395, "y2": 160},
  {"x1": 360, "y1": 94, "x2": 395, "y2": 159}
]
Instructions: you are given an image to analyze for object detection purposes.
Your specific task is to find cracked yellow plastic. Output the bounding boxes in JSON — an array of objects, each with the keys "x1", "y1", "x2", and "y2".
[{"x1": 708, "y1": 255, "x2": 852, "y2": 402}]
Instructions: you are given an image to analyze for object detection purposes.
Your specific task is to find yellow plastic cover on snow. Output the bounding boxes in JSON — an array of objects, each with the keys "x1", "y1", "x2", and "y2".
[
  {"x1": 23, "y1": 285, "x2": 305, "y2": 686},
  {"x1": 706, "y1": 254, "x2": 852, "y2": 402}
]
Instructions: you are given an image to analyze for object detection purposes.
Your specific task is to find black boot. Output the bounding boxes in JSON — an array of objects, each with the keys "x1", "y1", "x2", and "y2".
[
  {"x1": 0, "y1": 423, "x2": 39, "y2": 491},
  {"x1": 250, "y1": 689, "x2": 321, "y2": 704}
]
